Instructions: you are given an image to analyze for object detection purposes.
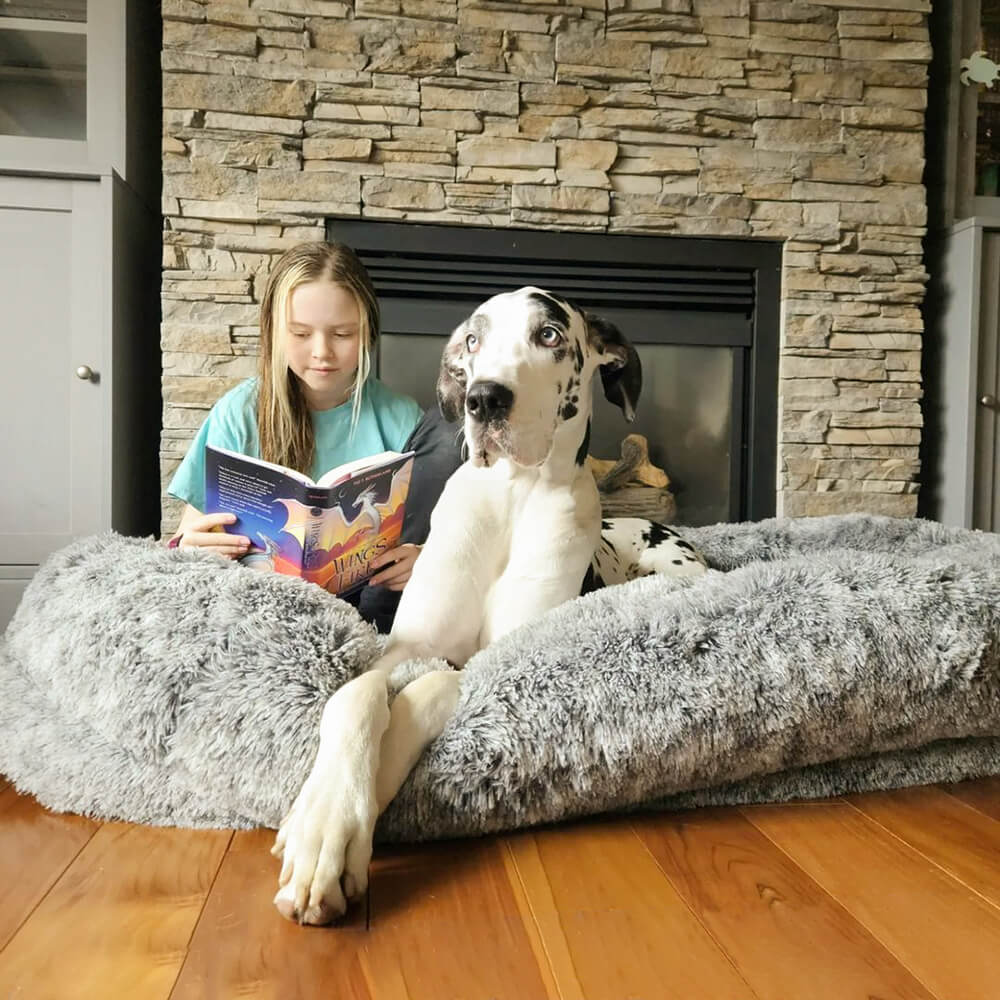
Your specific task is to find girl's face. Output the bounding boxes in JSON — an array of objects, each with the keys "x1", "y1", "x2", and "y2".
[{"x1": 284, "y1": 280, "x2": 362, "y2": 410}]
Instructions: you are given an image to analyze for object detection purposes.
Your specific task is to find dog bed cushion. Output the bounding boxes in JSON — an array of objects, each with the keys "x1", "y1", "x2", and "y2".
[{"x1": 1, "y1": 514, "x2": 999, "y2": 840}]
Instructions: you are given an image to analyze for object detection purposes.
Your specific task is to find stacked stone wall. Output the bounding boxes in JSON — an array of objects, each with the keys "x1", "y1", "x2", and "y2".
[{"x1": 161, "y1": 0, "x2": 931, "y2": 532}]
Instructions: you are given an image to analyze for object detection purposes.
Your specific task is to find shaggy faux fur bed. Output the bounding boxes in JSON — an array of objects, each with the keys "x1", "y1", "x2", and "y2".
[{"x1": 1, "y1": 513, "x2": 999, "y2": 840}]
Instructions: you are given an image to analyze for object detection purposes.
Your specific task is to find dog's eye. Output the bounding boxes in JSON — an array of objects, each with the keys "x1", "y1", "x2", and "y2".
[
  {"x1": 539, "y1": 325, "x2": 563, "y2": 347},
  {"x1": 465, "y1": 333, "x2": 479, "y2": 353}
]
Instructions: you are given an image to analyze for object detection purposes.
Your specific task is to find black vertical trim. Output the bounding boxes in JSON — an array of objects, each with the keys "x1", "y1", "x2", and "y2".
[
  {"x1": 747, "y1": 249, "x2": 782, "y2": 521},
  {"x1": 730, "y1": 347, "x2": 748, "y2": 522}
]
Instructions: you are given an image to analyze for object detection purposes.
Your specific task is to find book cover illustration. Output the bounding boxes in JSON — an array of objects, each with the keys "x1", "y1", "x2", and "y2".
[{"x1": 204, "y1": 446, "x2": 414, "y2": 596}]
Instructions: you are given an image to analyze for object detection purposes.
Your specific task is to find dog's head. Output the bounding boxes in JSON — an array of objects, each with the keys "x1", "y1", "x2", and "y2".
[{"x1": 437, "y1": 286, "x2": 642, "y2": 468}]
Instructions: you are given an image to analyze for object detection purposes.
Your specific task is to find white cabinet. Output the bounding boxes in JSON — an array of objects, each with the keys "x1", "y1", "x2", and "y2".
[
  {"x1": 0, "y1": 1, "x2": 160, "y2": 629},
  {"x1": 0, "y1": 171, "x2": 160, "y2": 628},
  {"x1": 0, "y1": 174, "x2": 104, "y2": 563}
]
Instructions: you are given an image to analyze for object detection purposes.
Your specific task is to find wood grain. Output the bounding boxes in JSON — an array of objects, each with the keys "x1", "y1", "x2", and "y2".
[
  {"x1": 942, "y1": 775, "x2": 1000, "y2": 822},
  {"x1": 0, "y1": 820, "x2": 230, "y2": 1000},
  {"x1": 632, "y1": 807, "x2": 936, "y2": 1000},
  {"x1": 849, "y1": 786, "x2": 1000, "y2": 910},
  {"x1": 363, "y1": 836, "x2": 552, "y2": 1000},
  {"x1": 0, "y1": 785, "x2": 98, "y2": 951},
  {"x1": 745, "y1": 800, "x2": 1000, "y2": 1000},
  {"x1": 504, "y1": 832, "x2": 584, "y2": 1000},
  {"x1": 3, "y1": 780, "x2": 1000, "y2": 999},
  {"x1": 170, "y1": 828, "x2": 371, "y2": 1000},
  {"x1": 507, "y1": 816, "x2": 758, "y2": 1000}
]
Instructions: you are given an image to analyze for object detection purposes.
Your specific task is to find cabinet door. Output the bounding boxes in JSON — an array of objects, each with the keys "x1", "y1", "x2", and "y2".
[{"x1": 0, "y1": 173, "x2": 106, "y2": 564}]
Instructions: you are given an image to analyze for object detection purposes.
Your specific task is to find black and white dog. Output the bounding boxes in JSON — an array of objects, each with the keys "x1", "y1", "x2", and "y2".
[{"x1": 272, "y1": 287, "x2": 704, "y2": 924}]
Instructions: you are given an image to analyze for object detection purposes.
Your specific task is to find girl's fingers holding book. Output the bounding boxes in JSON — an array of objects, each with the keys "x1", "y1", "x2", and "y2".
[
  {"x1": 181, "y1": 530, "x2": 250, "y2": 556},
  {"x1": 370, "y1": 544, "x2": 421, "y2": 588},
  {"x1": 190, "y1": 511, "x2": 239, "y2": 532},
  {"x1": 371, "y1": 543, "x2": 421, "y2": 569}
]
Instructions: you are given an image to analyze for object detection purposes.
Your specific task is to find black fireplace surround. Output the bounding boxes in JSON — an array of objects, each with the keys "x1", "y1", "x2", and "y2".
[{"x1": 327, "y1": 218, "x2": 780, "y2": 525}]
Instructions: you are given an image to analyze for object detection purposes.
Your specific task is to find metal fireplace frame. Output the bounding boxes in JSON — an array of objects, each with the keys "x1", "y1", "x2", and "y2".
[{"x1": 328, "y1": 218, "x2": 781, "y2": 522}]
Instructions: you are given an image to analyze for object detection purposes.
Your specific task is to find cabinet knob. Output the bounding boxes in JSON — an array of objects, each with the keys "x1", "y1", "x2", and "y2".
[
  {"x1": 76, "y1": 365, "x2": 95, "y2": 381},
  {"x1": 980, "y1": 394, "x2": 998, "y2": 409}
]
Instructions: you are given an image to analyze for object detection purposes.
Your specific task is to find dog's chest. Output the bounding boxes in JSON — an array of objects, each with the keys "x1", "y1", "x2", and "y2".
[
  {"x1": 474, "y1": 467, "x2": 596, "y2": 558},
  {"x1": 474, "y1": 470, "x2": 600, "y2": 645}
]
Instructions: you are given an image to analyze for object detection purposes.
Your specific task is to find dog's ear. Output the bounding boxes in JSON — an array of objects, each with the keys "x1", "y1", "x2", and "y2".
[
  {"x1": 436, "y1": 325, "x2": 469, "y2": 423},
  {"x1": 587, "y1": 313, "x2": 642, "y2": 422}
]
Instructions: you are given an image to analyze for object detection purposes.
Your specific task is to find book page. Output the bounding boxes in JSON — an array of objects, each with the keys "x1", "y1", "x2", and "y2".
[
  {"x1": 314, "y1": 450, "x2": 404, "y2": 489},
  {"x1": 205, "y1": 445, "x2": 313, "y2": 575},
  {"x1": 208, "y1": 445, "x2": 316, "y2": 485}
]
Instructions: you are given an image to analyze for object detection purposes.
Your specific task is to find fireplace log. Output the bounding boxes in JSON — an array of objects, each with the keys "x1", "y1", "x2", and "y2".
[
  {"x1": 588, "y1": 434, "x2": 677, "y2": 523},
  {"x1": 587, "y1": 433, "x2": 669, "y2": 492},
  {"x1": 598, "y1": 485, "x2": 678, "y2": 523}
]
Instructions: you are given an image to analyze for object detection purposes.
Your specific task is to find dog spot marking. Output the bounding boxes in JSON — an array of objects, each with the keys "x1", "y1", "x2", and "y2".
[
  {"x1": 575, "y1": 418, "x2": 592, "y2": 466},
  {"x1": 528, "y1": 290, "x2": 571, "y2": 331}
]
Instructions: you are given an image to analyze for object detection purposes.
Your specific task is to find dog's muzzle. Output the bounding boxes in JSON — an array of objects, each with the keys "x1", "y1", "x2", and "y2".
[{"x1": 465, "y1": 380, "x2": 514, "y2": 425}]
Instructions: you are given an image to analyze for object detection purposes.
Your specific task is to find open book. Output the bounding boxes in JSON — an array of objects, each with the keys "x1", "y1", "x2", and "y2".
[{"x1": 204, "y1": 444, "x2": 415, "y2": 596}]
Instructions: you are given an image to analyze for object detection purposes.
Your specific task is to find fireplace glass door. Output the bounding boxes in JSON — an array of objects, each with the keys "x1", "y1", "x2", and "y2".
[{"x1": 330, "y1": 219, "x2": 779, "y2": 526}]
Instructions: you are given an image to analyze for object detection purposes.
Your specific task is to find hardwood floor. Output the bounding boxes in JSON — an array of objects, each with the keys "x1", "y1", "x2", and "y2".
[{"x1": 1, "y1": 775, "x2": 999, "y2": 999}]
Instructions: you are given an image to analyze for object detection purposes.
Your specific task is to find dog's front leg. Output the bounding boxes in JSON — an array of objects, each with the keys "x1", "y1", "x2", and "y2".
[
  {"x1": 271, "y1": 653, "x2": 463, "y2": 926},
  {"x1": 375, "y1": 668, "x2": 462, "y2": 812},
  {"x1": 272, "y1": 668, "x2": 391, "y2": 925}
]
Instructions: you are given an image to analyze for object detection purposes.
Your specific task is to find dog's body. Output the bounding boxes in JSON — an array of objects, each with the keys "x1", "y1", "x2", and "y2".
[
  {"x1": 272, "y1": 287, "x2": 655, "y2": 924},
  {"x1": 592, "y1": 517, "x2": 707, "y2": 587}
]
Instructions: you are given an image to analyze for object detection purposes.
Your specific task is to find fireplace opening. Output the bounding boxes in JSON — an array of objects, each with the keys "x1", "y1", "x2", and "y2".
[{"x1": 328, "y1": 219, "x2": 780, "y2": 526}]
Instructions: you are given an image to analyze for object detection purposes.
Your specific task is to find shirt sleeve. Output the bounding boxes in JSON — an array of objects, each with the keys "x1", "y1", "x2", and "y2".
[{"x1": 167, "y1": 383, "x2": 257, "y2": 511}]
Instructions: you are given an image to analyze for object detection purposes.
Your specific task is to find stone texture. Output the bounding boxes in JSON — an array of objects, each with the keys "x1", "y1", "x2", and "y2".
[
  {"x1": 258, "y1": 169, "x2": 360, "y2": 204},
  {"x1": 511, "y1": 185, "x2": 609, "y2": 213},
  {"x1": 362, "y1": 178, "x2": 446, "y2": 210},
  {"x1": 457, "y1": 137, "x2": 556, "y2": 167},
  {"x1": 163, "y1": 74, "x2": 313, "y2": 118}
]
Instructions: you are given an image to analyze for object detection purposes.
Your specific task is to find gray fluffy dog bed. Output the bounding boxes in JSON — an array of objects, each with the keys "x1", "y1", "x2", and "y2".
[{"x1": 2, "y1": 513, "x2": 1000, "y2": 840}]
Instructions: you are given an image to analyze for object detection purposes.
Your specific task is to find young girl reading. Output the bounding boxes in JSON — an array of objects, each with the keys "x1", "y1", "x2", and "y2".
[{"x1": 166, "y1": 241, "x2": 427, "y2": 601}]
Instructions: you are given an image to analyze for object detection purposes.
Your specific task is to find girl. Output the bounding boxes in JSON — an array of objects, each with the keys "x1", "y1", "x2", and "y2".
[{"x1": 166, "y1": 241, "x2": 428, "y2": 605}]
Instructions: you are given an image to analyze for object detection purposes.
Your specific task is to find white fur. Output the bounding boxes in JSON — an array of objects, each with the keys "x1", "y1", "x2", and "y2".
[{"x1": 272, "y1": 287, "x2": 624, "y2": 925}]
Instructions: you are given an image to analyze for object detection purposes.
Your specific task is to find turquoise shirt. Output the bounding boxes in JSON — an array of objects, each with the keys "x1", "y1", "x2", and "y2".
[{"x1": 168, "y1": 377, "x2": 423, "y2": 512}]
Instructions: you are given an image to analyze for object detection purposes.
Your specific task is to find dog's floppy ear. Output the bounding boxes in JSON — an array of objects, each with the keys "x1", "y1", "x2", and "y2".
[
  {"x1": 587, "y1": 313, "x2": 642, "y2": 422},
  {"x1": 436, "y1": 324, "x2": 469, "y2": 423}
]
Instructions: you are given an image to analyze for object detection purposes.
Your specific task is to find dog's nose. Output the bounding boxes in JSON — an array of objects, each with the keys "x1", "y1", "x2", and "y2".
[{"x1": 466, "y1": 380, "x2": 513, "y2": 423}]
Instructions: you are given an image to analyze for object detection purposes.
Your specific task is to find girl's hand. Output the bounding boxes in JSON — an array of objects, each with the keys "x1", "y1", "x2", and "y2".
[
  {"x1": 369, "y1": 543, "x2": 421, "y2": 591},
  {"x1": 169, "y1": 509, "x2": 251, "y2": 561}
]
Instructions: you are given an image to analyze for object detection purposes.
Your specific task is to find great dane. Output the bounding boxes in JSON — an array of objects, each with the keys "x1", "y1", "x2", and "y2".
[{"x1": 272, "y1": 286, "x2": 648, "y2": 924}]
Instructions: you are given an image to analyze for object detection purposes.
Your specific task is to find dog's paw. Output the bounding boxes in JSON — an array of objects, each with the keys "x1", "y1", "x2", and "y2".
[
  {"x1": 271, "y1": 750, "x2": 379, "y2": 925},
  {"x1": 272, "y1": 679, "x2": 389, "y2": 926}
]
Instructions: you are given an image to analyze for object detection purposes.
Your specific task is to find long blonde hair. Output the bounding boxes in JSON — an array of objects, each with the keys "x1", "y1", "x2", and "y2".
[{"x1": 257, "y1": 241, "x2": 379, "y2": 473}]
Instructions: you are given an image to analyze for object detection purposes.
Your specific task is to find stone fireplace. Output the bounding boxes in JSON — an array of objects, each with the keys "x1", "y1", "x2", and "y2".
[{"x1": 160, "y1": 0, "x2": 929, "y2": 535}]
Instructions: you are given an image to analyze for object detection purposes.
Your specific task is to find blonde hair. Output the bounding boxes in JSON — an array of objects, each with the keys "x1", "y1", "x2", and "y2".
[{"x1": 257, "y1": 241, "x2": 380, "y2": 473}]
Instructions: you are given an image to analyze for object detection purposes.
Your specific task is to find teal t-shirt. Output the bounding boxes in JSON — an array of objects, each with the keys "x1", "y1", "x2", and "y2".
[{"x1": 168, "y1": 377, "x2": 423, "y2": 512}]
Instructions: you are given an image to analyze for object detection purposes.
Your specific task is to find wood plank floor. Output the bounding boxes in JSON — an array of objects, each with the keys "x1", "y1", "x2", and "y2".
[{"x1": 2, "y1": 775, "x2": 1000, "y2": 999}]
